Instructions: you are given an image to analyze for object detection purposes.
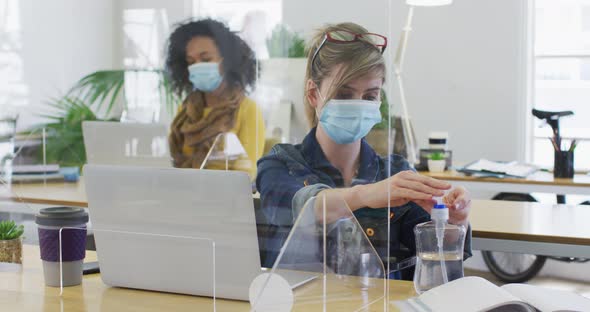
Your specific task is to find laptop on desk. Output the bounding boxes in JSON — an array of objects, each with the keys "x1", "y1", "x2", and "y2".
[
  {"x1": 84, "y1": 165, "x2": 315, "y2": 301},
  {"x1": 82, "y1": 121, "x2": 172, "y2": 167}
]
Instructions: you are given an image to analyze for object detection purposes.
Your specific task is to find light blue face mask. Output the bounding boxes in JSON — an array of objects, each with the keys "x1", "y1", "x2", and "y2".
[
  {"x1": 188, "y1": 62, "x2": 223, "y2": 92},
  {"x1": 318, "y1": 98, "x2": 382, "y2": 145}
]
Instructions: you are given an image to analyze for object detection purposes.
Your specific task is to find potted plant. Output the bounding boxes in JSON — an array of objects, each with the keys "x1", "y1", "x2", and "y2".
[
  {"x1": 427, "y1": 152, "x2": 446, "y2": 173},
  {"x1": 365, "y1": 90, "x2": 394, "y2": 156},
  {"x1": 33, "y1": 96, "x2": 104, "y2": 169},
  {"x1": 0, "y1": 220, "x2": 24, "y2": 264},
  {"x1": 28, "y1": 69, "x2": 180, "y2": 169},
  {"x1": 259, "y1": 24, "x2": 307, "y2": 143},
  {"x1": 266, "y1": 24, "x2": 306, "y2": 58}
]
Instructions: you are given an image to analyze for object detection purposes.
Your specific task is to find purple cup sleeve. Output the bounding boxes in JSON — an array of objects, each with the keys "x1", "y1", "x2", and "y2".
[{"x1": 38, "y1": 227, "x2": 87, "y2": 262}]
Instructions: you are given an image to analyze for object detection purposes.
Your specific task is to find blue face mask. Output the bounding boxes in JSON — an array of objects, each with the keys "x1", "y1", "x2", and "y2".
[
  {"x1": 318, "y1": 98, "x2": 382, "y2": 145},
  {"x1": 188, "y1": 62, "x2": 223, "y2": 92}
]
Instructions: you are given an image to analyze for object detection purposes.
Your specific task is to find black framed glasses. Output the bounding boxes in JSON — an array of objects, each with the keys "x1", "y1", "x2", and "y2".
[{"x1": 311, "y1": 30, "x2": 388, "y2": 67}]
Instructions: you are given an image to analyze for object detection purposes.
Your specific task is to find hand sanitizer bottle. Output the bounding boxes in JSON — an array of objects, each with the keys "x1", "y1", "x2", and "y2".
[{"x1": 413, "y1": 198, "x2": 467, "y2": 294}]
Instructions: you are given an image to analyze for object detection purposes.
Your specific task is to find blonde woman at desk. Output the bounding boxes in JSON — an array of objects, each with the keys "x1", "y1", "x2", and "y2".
[
  {"x1": 256, "y1": 22, "x2": 472, "y2": 278},
  {"x1": 166, "y1": 19, "x2": 265, "y2": 178}
]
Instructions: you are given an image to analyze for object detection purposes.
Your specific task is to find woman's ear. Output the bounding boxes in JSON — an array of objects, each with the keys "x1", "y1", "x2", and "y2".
[{"x1": 306, "y1": 79, "x2": 321, "y2": 109}]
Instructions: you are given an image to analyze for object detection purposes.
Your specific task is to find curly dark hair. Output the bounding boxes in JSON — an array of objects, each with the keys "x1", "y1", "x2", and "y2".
[{"x1": 165, "y1": 18, "x2": 257, "y2": 96}]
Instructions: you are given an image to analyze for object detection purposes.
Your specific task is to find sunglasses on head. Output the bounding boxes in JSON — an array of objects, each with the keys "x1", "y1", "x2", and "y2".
[{"x1": 311, "y1": 30, "x2": 388, "y2": 67}]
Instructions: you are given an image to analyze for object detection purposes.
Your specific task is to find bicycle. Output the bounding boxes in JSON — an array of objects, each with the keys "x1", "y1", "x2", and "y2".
[{"x1": 481, "y1": 109, "x2": 589, "y2": 283}]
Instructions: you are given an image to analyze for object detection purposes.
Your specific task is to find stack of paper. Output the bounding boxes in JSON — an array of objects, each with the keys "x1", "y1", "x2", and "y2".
[{"x1": 461, "y1": 159, "x2": 537, "y2": 178}]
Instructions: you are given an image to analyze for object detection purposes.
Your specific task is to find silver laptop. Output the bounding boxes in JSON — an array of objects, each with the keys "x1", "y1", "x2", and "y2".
[
  {"x1": 82, "y1": 121, "x2": 172, "y2": 167},
  {"x1": 84, "y1": 165, "x2": 315, "y2": 301}
]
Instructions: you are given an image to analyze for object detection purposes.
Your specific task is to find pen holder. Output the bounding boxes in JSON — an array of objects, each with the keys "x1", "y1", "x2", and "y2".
[{"x1": 554, "y1": 150, "x2": 574, "y2": 178}]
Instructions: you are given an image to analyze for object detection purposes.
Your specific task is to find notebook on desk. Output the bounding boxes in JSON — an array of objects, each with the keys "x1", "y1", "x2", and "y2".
[
  {"x1": 0, "y1": 164, "x2": 60, "y2": 174},
  {"x1": 458, "y1": 159, "x2": 537, "y2": 178},
  {"x1": 84, "y1": 165, "x2": 315, "y2": 301}
]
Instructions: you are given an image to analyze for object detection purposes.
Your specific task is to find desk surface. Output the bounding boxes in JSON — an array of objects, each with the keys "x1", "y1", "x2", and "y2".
[
  {"x1": 470, "y1": 200, "x2": 590, "y2": 246},
  {"x1": 3, "y1": 171, "x2": 590, "y2": 208},
  {"x1": 422, "y1": 170, "x2": 590, "y2": 187},
  {"x1": 2, "y1": 177, "x2": 590, "y2": 246},
  {"x1": 1, "y1": 245, "x2": 415, "y2": 311},
  {"x1": 3, "y1": 170, "x2": 589, "y2": 208},
  {"x1": 0, "y1": 177, "x2": 88, "y2": 207}
]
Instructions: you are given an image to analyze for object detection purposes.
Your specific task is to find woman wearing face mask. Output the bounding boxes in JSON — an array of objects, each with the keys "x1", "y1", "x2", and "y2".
[
  {"x1": 256, "y1": 22, "x2": 472, "y2": 278},
  {"x1": 166, "y1": 19, "x2": 265, "y2": 178}
]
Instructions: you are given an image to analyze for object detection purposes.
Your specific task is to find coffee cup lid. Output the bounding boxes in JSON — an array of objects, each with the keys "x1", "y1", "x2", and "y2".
[{"x1": 35, "y1": 207, "x2": 89, "y2": 227}]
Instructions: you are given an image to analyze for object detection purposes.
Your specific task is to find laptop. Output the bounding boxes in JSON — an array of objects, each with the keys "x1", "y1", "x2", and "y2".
[
  {"x1": 82, "y1": 121, "x2": 172, "y2": 167},
  {"x1": 84, "y1": 165, "x2": 315, "y2": 301}
]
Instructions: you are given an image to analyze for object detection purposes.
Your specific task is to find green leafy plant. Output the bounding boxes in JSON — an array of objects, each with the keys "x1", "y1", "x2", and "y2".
[
  {"x1": 373, "y1": 90, "x2": 392, "y2": 130},
  {"x1": 29, "y1": 68, "x2": 179, "y2": 168},
  {"x1": 34, "y1": 96, "x2": 114, "y2": 168},
  {"x1": 267, "y1": 24, "x2": 306, "y2": 58},
  {"x1": 68, "y1": 70, "x2": 125, "y2": 116},
  {"x1": 428, "y1": 152, "x2": 446, "y2": 161},
  {"x1": 0, "y1": 220, "x2": 24, "y2": 240},
  {"x1": 288, "y1": 35, "x2": 306, "y2": 58},
  {"x1": 66, "y1": 69, "x2": 180, "y2": 116}
]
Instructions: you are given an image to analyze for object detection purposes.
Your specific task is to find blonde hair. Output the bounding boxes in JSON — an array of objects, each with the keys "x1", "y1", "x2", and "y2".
[{"x1": 304, "y1": 22, "x2": 386, "y2": 128}]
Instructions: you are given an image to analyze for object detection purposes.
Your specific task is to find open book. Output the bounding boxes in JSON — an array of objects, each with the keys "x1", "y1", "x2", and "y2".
[{"x1": 394, "y1": 276, "x2": 590, "y2": 312}]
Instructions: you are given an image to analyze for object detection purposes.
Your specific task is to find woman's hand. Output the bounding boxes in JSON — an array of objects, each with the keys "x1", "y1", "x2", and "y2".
[
  {"x1": 360, "y1": 170, "x2": 451, "y2": 209},
  {"x1": 418, "y1": 186, "x2": 471, "y2": 227},
  {"x1": 443, "y1": 186, "x2": 471, "y2": 226}
]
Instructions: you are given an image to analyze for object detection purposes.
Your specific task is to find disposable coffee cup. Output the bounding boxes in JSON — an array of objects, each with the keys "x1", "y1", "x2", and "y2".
[{"x1": 35, "y1": 207, "x2": 89, "y2": 287}]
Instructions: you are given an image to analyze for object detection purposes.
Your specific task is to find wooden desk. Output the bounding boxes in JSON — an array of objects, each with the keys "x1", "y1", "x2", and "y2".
[
  {"x1": 0, "y1": 178, "x2": 88, "y2": 207},
  {"x1": 422, "y1": 170, "x2": 590, "y2": 196},
  {"x1": 0, "y1": 245, "x2": 415, "y2": 311},
  {"x1": 2, "y1": 178, "x2": 589, "y2": 258},
  {"x1": 1, "y1": 178, "x2": 261, "y2": 208},
  {"x1": 470, "y1": 200, "x2": 590, "y2": 258},
  {"x1": 4, "y1": 171, "x2": 589, "y2": 208}
]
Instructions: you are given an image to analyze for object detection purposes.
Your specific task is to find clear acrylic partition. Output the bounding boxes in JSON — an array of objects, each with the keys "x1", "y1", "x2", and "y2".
[
  {"x1": 1, "y1": 126, "x2": 84, "y2": 203},
  {"x1": 82, "y1": 120, "x2": 172, "y2": 167},
  {"x1": 199, "y1": 132, "x2": 254, "y2": 179},
  {"x1": 3, "y1": 0, "x2": 440, "y2": 310},
  {"x1": 0, "y1": 110, "x2": 17, "y2": 187},
  {"x1": 58, "y1": 227, "x2": 217, "y2": 311},
  {"x1": 192, "y1": 0, "x2": 419, "y2": 310},
  {"x1": 250, "y1": 195, "x2": 387, "y2": 311},
  {"x1": 81, "y1": 164, "x2": 261, "y2": 308}
]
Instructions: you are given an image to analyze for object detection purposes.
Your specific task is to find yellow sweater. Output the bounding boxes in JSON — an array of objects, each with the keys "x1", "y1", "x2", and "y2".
[{"x1": 180, "y1": 97, "x2": 265, "y2": 179}]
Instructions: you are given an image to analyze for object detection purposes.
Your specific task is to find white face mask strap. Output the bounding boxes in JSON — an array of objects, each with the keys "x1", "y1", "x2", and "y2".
[{"x1": 314, "y1": 85, "x2": 328, "y2": 120}]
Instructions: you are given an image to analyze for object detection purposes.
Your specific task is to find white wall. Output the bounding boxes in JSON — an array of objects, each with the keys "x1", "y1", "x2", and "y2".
[
  {"x1": 10, "y1": 0, "x2": 530, "y2": 164},
  {"x1": 283, "y1": 0, "x2": 529, "y2": 164},
  {"x1": 119, "y1": 0, "x2": 193, "y2": 126},
  {"x1": 9, "y1": 0, "x2": 193, "y2": 130},
  {"x1": 17, "y1": 0, "x2": 118, "y2": 130},
  {"x1": 122, "y1": 0, "x2": 193, "y2": 25}
]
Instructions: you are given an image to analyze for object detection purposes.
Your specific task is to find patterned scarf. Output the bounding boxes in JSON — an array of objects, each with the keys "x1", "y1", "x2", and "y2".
[{"x1": 169, "y1": 90, "x2": 240, "y2": 168}]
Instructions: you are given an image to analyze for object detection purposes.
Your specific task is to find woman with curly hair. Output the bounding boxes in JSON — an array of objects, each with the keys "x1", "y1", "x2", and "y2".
[{"x1": 166, "y1": 18, "x2": 265, "y2": 178}]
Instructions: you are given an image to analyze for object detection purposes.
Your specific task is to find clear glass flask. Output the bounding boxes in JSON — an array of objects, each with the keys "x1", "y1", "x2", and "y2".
[{"x1": 413, "y1": 204, "x2": 466, "y2": 294}]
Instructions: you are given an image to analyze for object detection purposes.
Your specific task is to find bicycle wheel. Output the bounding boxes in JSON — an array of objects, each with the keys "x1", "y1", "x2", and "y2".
[
  {"x1": 482, "y1": 251, "x2": 546, "y2": 283},
  {"x1": 484, "y1": 192, "x2": 546, "y2": 282}
]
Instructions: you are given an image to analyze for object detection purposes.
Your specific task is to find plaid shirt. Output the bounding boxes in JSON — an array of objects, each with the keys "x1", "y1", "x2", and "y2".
[{"x1": 256, "y1": 128, "x2": 471, "y2": 277}]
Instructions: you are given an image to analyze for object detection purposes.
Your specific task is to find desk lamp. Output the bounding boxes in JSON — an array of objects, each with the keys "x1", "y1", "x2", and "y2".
[{"x1": 394, "y1": 0, "x2": 452, "y2": 165}]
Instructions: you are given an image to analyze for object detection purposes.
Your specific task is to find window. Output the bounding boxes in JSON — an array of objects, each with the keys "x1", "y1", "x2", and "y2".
[
  {"x1": 193, "y1": 0, "x2": 283, "y2": 59},
  {"x1": 0, "y1": 0, "x2": 28, "y2": 110},
  {"x1": 532, "y1": 0, "x2": 590, "y2": 170},
  {"x1": 122, "y1": 9, "x2": 170, "y2": 123},
  {"x1": 193, "y1": 0, "x2": 282, "y2": 32}
]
